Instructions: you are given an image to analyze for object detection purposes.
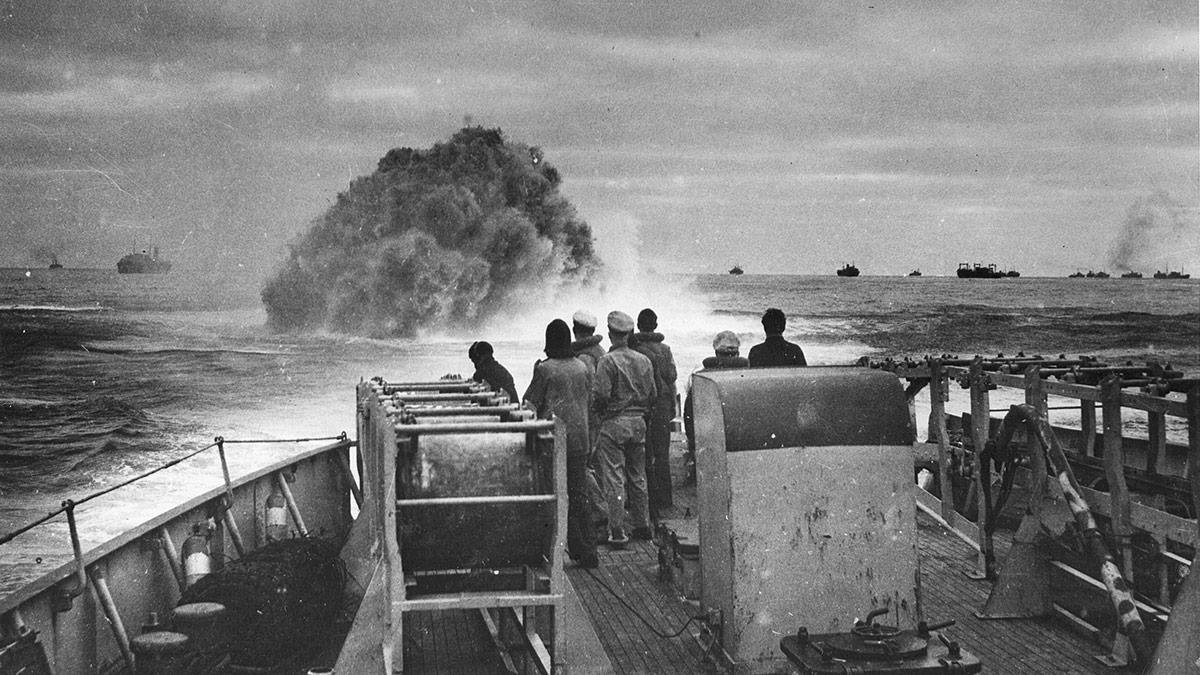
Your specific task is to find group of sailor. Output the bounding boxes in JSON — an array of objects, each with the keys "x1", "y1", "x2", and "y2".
[{"x1": 466, "y1": 307, "x2": 807, "y2": 569}]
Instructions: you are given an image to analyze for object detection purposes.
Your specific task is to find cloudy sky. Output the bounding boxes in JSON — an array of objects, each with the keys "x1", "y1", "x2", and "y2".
[{"x1": 2, "y1": 1, "x2": 1196, "y2": 277}]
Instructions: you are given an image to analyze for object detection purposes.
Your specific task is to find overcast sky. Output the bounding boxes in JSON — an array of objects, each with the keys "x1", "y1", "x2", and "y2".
[{"x1": 2, "y1": 1, "x2": 1196, "y2": 277}]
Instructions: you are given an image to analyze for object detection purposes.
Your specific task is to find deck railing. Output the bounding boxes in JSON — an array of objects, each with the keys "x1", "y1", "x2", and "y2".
[{"x1": 871, "y1": 355, "x2": 1200, "y2": 667}]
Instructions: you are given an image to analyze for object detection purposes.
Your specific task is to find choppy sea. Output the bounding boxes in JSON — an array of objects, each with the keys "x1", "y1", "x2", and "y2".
[{"x1": 2, "y1": 266, "x2": 1198, "y2": 590}]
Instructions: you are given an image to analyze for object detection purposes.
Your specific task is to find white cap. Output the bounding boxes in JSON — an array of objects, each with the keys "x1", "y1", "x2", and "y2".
[{"x1": 572, "y1": 309, "x2": 597, "y2": 329}]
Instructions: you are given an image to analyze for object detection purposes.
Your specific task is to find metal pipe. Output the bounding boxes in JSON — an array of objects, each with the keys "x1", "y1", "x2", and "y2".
[
  {"x1": 56, "y1": 500, "x2": 88, "y2": 612},
  {"x1": 214, "y1": 436, "x2": 246, "y2": 558},
  {"x1": 220, "y1": 507, "x2": 246, "y2": 559},
  {"x1": 335, "y1": 450, "x2": 364, "y2": 509},
  {"x1": 397, "y1": 494, "x2": 556, "y2": 507},
  {"x1": 393, "y1": 420, "x2": 555, "y2": 435},
  {"x1": 89, "y1": 566, "x2": 135, "y2": 672},
  {"x1": 274, "y1": 471, "x2": 309, "y2": 537},
  {"x1": 158, "y1": 526, "x2": 186, "y2": 593}
]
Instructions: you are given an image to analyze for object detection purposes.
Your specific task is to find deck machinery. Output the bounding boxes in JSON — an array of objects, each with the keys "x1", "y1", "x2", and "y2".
[
  {"x1": 345, "y1": 378, "x2": 567, "y2": 674},
  {"x1": 690, "y1": 367, "x2": 981, "y2": 674}
]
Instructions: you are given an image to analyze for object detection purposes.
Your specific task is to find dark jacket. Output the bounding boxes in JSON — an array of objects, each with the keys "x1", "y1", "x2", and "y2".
[
  {"x1": 472, "y1": 356, "x2": 519, "y2": 403},
  {"x1": 748, "y1": 335, "x2": 807, "y2": 367},
  {"x1": 631, "y1": 331, "x2": 678, "y2": 414},
  {"x1": 523, "y1": 357, "x2": 592, "y2": 456}
]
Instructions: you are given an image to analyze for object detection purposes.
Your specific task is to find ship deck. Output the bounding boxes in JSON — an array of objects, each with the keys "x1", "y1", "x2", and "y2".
[{"x1": 393, "y1": 438, "x2": 1128, "y2": 675}]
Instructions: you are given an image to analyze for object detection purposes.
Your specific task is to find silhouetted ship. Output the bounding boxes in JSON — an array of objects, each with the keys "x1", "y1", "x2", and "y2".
[
  {"x1": 1120, "y1": 271, "x2": 1142, "y2": 279},
  {"x1": 907, "y1": 269, "x2": 922, "y2": 277},
  {"x1": 1154, "y1": 269, "x2": 1190, "y2": 279},
  {"x1": 836, "y1": 263, "x2": 860, "y2": 277},
  {"x1": 48, "y1": 255, "x2": 63, "y2": 270},
  {"x1": 117, "y1": 247, "x2": 172, "y2": 274},
  {"x1": 957, "y1": 262, "x2": 1018, "y2": 278},
  {"x1": 728, "y1": 265, "x2": 744, "y2": 275}
]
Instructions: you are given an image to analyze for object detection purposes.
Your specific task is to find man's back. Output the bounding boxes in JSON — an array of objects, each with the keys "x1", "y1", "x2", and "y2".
[
  {"x1": 748, "y1": 335, "x2": 807, "y2": 367},
  {"x1": 592, "y1": 346, "x2": 657, "y2": 418}
]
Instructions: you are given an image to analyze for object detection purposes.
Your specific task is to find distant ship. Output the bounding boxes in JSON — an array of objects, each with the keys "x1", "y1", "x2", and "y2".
[
  {"x1": 1068, "y1": 271, "x2": 1085, "y2": 278},
  {"x1": 956, "y1": 262, "x2": 1017, "y2": 279},
  {"x1": 728, "y1": 265, "x2": 744, "y2": 275},
  {"x1": 48, "y1": 255, "x2": 63, "y2": 270},
  {"x1": 117, "y1": 247, "x2": 172, "y2": 274},
  {"x1": 1085, "y1": 270, "x2": 1110, "y2": 279},
  {"x1": 1154, "y1": 269, "x2": 1190, "y2": 279},
  {"x1": 907, "y1": 269, "x2": 922, "y2": 277},
  {"x1": 1120, "y1": 271, "x2": 1143, "y2": 279},
  {"x1": 836, "y1": 263, "x2": 860, "y2": 277}
]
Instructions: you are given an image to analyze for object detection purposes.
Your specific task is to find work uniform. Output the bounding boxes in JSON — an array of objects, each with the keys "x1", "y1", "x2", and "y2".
[
  {"x1": 631, "y1": 331, "x2": 677, "y2": 517},
  {"x1": 524, "y1": 356, "x2": 596, "y2": 563},
  {"x1": 572, "y1": 332, "x2": 610, "y2": 535},
  {"x1": 591, "y1": 343, "x2": 657, "y2": 538}
]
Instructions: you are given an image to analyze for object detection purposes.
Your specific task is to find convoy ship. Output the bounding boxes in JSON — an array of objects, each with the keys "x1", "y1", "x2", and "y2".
[
  {"x1": 116, "y1": 248, "x2": 172, "y2": 274},
  {"x1": 957, "y1": 262, "x2": 1019, "y2": 278},
  {"x1": 836, "y1": 262, "x2": 860, "y2": 277},
  {"x1": 1154, "y1": 269, "x2": 1191, "y2": 279},
  {"x1": 1, "y1": 364, "x2": 1197, "y2": 674}
]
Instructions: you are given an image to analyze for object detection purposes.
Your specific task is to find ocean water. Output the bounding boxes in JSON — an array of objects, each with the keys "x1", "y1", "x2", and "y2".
[{"x1": 2, "y1": 266, "x2": 1197, "y2": 589}]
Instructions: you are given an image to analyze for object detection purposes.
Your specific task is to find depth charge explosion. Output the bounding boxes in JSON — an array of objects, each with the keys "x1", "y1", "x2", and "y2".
[{"x1": 262, "y1": 127, "x2": 601, "y2": 336}]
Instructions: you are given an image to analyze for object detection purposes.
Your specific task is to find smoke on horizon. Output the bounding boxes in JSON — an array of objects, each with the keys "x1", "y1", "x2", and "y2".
[
  {"x1": 261, "y1": 127, "x2": 602, "y2": 337},
  {"x1": 1107, "y1": 191, "x2": 1200, "y2": 273}
]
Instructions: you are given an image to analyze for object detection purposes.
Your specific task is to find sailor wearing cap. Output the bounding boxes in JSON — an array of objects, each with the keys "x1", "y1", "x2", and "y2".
[
  {"x1": 590, "y1": 311, "x2": 658, "y2": 546},
  {"x1": 570, "y1": 309, "x2": 606, "y2": 373}
]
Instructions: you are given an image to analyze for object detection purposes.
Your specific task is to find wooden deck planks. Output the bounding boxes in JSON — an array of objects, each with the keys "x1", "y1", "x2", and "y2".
[{"x1": 400, "y1": 440, "x2": 1138, "y2": 674}]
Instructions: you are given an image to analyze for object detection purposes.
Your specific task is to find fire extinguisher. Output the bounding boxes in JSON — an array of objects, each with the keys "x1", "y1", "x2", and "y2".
[
  {"x1": 182, "y1": 524, "x2": 211, "y2": 587},
  {"x1": 266, "y1": 491, "x2": 288, "y2": 542}
]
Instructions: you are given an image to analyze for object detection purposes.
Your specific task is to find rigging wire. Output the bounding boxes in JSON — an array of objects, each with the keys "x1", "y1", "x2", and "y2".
[
  {"x1": 0, "y1": 433, "x2": 350, "y2": 546},
  {"x1": 583, "y1": 566, "x2": 703, "y2": 640}
]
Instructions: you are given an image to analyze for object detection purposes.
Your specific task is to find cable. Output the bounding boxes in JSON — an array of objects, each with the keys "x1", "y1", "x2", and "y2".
[{"x1": 583, "y1": 567, "x2": 703, "y2": 639}]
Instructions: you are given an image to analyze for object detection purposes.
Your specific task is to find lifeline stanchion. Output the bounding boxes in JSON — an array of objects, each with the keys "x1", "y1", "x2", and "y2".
[
  {"x1": 53, "y1": 500, "x2": 88, "y2": 613},
  {"x1": 214, "y1": 436, "x2": 247, "y2": 558}
]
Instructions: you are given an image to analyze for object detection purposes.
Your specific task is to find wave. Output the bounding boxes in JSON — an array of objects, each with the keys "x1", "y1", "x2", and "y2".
[{"x1": 0, "y1": 304, "x2": 109, "y2": 313}]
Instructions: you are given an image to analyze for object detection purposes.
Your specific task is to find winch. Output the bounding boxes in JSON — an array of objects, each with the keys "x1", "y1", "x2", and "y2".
[{"x1": 780, "y1": 608, "x2": 981, "y2": 674}]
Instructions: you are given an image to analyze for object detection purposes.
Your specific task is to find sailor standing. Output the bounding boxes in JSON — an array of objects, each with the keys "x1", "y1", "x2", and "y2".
[{"x1": 591, "y1": 311, "x2": 657, "y2": 546}]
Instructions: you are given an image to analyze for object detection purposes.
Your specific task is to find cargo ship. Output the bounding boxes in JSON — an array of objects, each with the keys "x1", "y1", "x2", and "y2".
[
  {"x1": 2, "y1": 365, "x2": 1197, "y2": 674},
  {"x1": 836, "y1": 262, "x2": 860, "y2": 277},
  {"x1": 957, "y1": 262, "x2": 1019, "y2": 278}
]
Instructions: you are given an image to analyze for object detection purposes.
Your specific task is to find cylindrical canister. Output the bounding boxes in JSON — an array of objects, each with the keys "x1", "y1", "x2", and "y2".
[
  {"x1": 181, "y1": 528, "x2": 211, "y2": 587},
  {"x1": 266, "y1": 491, "x2": 289, "y2": 541},
  {"x1": 130, "y1": 630, "x2": 189, "y2": 675},
  {"x1": 172, "y1": 602, "x2": 227, "y2": 656}
]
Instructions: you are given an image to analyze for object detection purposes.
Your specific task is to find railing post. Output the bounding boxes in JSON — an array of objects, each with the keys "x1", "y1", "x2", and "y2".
[
  {"x1": 1024, "y1": 366, "x2": 1048, "y2": 519},
  {"x1": 1146, "y1": 411, "x2": 1167, "y2": 476},
  {"x1": 1101, "y1": 376, "x2": 1134, "y2": 577},
  {"x1": 1081, "y1": 400, "x2": 1098, "y2": 457},
  {"x1": 1188, "y1": 385, "x2": 1200, "y2": 536},
  {"x1": 969, "y1": 358, "x2": 992, "y2": 579}
]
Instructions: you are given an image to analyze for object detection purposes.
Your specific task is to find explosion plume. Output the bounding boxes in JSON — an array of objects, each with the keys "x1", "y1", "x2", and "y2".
[
  {"x1": 262, "y1": 127, "x2": 601, "y2": 336},
  {"x1": 1107, "y1": 191, "x2": 1199, "y2": 273}
]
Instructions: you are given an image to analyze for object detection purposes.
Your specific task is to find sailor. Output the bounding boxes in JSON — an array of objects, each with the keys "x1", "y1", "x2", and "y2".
[
  {"x1": 570, "y1": 309, "x2": 610, "y2": 540},
  {"x1": 591, "y1": 311, "x2": 657, "y2": 546},
  {"x1": 747, "y1": 308, "x2": 807, "y2": 367},
  {"x1": 523, "y1": 319, "x2": 598, "y2": 568},
  {"x1": 468, "y1": 341, "x2": 520, "y2": 403},
  {"x1": 571, "y1": 310, "x2": 607, "y2": 373},
  {"x1": 630, "y1": 308, "x2": 678, "y2": 520},
  {"x1": 683, "y1": 330, "x2": 749, "y2": 484}
]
